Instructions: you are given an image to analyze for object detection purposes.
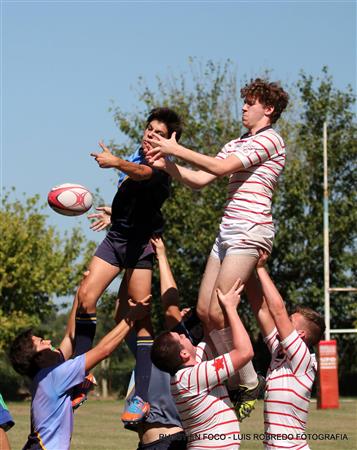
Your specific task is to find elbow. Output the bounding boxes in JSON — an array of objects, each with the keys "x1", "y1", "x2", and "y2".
[
  {"x1": 241, "y1": 348, "x2": 254, "y2": 367},
  {"x1": 131, "y1": 173, "x2": 151, "y2": 181},
  {"x1": 246, "y1": 346, "x2": 254, "y2": 362},
  {"x1": 130, "y1": 166, "x2": 152, "y2": 181},
  {"x1": 210, "y1": 165, "x2": 226, "y2": 177}
]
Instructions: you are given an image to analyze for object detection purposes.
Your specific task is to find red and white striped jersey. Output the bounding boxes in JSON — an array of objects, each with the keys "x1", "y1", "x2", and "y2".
[
  {"x1": 170, "y1": 342, "x2": 240, "y2": 449},
  {"x1": 263, "y1": 328, "x2": 317, "y2": 450},
  {"x1": 215, "y1": 128, "x2": 286, "y2": 253}
]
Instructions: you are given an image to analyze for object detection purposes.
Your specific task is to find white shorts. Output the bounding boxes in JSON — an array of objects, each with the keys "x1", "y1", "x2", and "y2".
[
  {"x1": 210, "y1": 219, "x2": 274, "y2": 262},
  {"x1": 210, "y1": 233, "x2": 260, "y2": 261}
]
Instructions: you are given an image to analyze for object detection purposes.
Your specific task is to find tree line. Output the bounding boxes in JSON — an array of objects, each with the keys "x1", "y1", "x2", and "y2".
[{"x1": 1, "y1": 61, "x2": 356, "y2": 396}]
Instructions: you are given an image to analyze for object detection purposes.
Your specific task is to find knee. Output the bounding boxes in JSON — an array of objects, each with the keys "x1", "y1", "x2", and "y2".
[
  {"x1": 196, "y1": 301, "x2": 209, "y2": 326},
  {"x1": 78, "y1": 283, "x2": 98, "y2": 312},
  {"x1": 208, "y1": 303, "x2": 224, "y2": 329}
]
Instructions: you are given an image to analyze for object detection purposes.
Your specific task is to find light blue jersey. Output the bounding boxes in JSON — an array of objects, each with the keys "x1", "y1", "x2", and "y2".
[{"x1": 24, "y1": 354, "x2": 85, "y2": 450}]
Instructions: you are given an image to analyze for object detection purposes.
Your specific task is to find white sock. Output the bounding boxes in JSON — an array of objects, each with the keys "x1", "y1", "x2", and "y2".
[
  {"x1": 236, "y1": 361, "x2": 258, "y2": 389},
  {"x1": 209, "y1": 327, "x2": 258, "y2": 389}
]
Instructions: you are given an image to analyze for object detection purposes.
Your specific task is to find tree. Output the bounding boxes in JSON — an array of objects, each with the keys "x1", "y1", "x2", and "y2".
[
  {"x1": 109, "y1": 61, "x2": 356, "y2": 385},
  {"x1": 271, "y1": 67, "x2": 357, "y2": 378},
  {"x1": 0, "y1": 190, "x2": 96, "y2": 350}
]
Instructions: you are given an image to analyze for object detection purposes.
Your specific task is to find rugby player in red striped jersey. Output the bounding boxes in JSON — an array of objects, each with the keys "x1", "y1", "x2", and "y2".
[
  {"x1": 246, "y1": 250, "x2": 325, "y2": 449},
  {"x1": 152, "y1": 275, "x2": 254, "y2": 450},
  {"x1": 146, "y1": 79, "x2": 289, "y2": 420}
]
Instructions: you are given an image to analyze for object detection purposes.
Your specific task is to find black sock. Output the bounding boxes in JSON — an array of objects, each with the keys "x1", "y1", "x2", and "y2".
[
  {"x1": 134, "y1": 336, "x2": 153, "y2": 402},
  {"x1": 74, "y1": 312, "x2": 97, "y2": 357}
]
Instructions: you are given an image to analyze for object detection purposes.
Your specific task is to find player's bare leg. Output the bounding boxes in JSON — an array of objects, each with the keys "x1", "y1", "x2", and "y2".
[
  {"x1": 205, "y1": 253, "x2": 265, "y2": 420},
  {"x1": 197, "y1": 255, "x2": 221, "y2": 339},
  {"x1": 74, "y1": 256, "x2": 121, "y2": 357},
  {"x1": 78, "y1": 256, "x2": 121, "y2": 313},
  {"x1": 208, "y1": 253, "x2": 257, "y2": 330}
]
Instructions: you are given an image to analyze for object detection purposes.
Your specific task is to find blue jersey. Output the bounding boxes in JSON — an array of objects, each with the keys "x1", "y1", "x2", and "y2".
[
  {"x1": 117, "y1": 146, "x2": 144, "y2": 187},
  {"x1": 23, "y1": 354, "x2": 85, "y2": 450}
]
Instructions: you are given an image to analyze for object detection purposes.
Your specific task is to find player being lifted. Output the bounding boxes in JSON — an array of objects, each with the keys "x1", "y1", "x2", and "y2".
[
  {"x1": 146, "y1": 79, "x2": 289, "y2": 419},
  {"x1": 72, "y1": 107, "x2": 183, "y2": 422}
]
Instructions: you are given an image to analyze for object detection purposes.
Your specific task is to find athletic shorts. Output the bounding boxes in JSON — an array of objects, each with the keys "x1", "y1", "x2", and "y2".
[
  {"x1": 210, "y1": 232, "x2": 260, "y2": 261},
  {"x1": 94, "y1": 230, "x2": 154, "y2": 270},
  {"x1": 0, "y1": 394, "x2": 14, "y2": 431},
  {"x1": 137, "y1": 431, "x2": 187, "y2": 450}
]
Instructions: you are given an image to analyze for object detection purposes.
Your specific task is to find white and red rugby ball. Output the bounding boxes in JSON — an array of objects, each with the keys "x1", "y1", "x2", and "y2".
[{"x1": 48, "y1": 183, "x2": 93, "y2": 216}]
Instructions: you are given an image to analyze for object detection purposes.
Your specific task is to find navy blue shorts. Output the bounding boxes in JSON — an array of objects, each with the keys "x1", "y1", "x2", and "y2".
[
  {"x1": 137, "y1": 431, "x2": 187, "y2": 450},
  {"x1": 94, "y1": 230, "x2": 154, "y2": 270}
]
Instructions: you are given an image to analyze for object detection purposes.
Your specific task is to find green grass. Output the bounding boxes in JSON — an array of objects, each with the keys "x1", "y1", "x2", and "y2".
[{"x1": 7, "y1": 398, "x2": 357, "y2": 450}]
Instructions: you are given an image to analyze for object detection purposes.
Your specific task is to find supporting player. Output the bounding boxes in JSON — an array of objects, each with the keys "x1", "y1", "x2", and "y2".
[
  {"x1": 73, "y1": 107, "x2": 183, "y2": 422},
  {"x1": 151, "y1": 277, "x2": 254, "y2": 450},
  {"x1": 0, "y1": 393, "x2": 14, "y2": 450},
  {"x1": 9, "y1": 293, "x2": 149, "y2": 450},
  {"x1": 119, "y1": 236, "x2": 204, "y2": 450},
  {"x1": 121, "y1": 235, "x2": 206, "y2": 449},
  {"x1": 146, "y1": 79, "x2": 289, "y2": 419},
  {"x1": 247, "y1": 250, "x2": 325, "y2": 449}
]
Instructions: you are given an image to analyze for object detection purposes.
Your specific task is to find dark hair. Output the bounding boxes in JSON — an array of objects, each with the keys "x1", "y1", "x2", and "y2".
[
  {"x1": 146, "y1": 108, "x2": 183, "y2": 141},
  {"x1": 9, "y1": 329, "x2": 62, "y2": 378},
  {"x1": 240, "y1": 78, "x2": 289, "y2": 123},
  {"x1": 8, "y1": 329, "x2": 37, "y2": 377},
  {"x1": 151, "y1": 331, "x2": 183, "y2": 375},
  {"x1": 295, "y1": 306, "x2": 325, "y2": 346}
]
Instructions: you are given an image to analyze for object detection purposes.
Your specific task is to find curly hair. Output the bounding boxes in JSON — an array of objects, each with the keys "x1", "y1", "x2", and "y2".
[{"x1": 240, "y1": 78, "x2": 289, "y2": 123}]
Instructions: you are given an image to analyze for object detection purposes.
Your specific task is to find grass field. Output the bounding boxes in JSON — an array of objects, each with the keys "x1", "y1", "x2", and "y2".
[{"x1": 7, "y1": 398, "x2": 356, "y2": 450}]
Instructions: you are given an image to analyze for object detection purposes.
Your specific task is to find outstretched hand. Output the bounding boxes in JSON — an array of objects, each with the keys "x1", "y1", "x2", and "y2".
[
  {"x1": 146, "y1": 155, "x2": 169, "y2": 171},
  {"x1": 127, "y1": 295, "x2": 152, "y2": 321},
  {"x1": 216, "y1": 279, "x2": 244, "y2": 311},
  {"x1": 256, "y1": 248, "x2": 270, "y2": 268},
  {"x1": 88, "y1": 206, "x2": 112, "y2": 232},
  {"x1": 90, "y1": 141, "x2": 118, "y2": 168},
  {"x1": 150, "y1": 236, "x2": 166, "y2": 258},
  {"x1": 145, "y1": 131, "x2": 181, "y2": 161}
]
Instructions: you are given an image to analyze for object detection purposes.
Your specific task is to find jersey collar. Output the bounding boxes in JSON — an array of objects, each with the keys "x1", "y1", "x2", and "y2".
[{"x1": 241, "y1": 125, "x2": 272, "y2": 139}]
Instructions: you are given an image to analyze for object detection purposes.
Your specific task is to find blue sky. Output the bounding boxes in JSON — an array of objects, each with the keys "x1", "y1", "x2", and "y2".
[{"x1": 2, "y1": 0, "x2": 356, "y2": 247}]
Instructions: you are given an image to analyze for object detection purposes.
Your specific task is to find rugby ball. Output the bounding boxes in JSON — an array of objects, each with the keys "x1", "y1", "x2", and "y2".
[{"x1": 48, "y1": 183, "x2": 93, "y2": 216}]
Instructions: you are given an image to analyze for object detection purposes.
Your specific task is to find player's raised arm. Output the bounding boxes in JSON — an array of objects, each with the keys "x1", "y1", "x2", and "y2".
[
  {"x1": 245, "y1": 271, "x2": 276, "y2": 339},
  {"x1": 149, "y1": 156, "x2": 217, "y2": 190},
  {"x1": 216, "y1": 280, "x2": 254, "y2": 371},
  {"x1": 59, "y1": 271, "x2": 90, "y2": 360},
  {"x1": 151, "y1": 237, "x2": 182, "y2": 329},
  {"x1": 91, "y1": 141, "x2": 153, "y2": 180},
  {"x1": 255, "y1": 250, "x2": 294, "y2": 341},
  {"x1": 146, "y1": 132, "x2": 244, "y2": 177}
]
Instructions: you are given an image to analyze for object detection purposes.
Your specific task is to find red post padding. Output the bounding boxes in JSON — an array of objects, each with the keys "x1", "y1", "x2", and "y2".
[{"x1": 317, "y1": 340, "x2": 339, "y2": 409}]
